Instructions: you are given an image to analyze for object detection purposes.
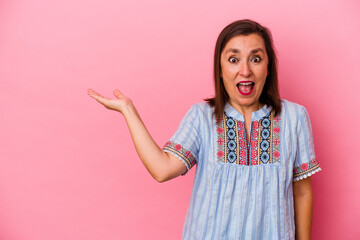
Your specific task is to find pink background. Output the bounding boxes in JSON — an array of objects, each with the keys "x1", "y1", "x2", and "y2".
[{"x1": 1, "y1": 0, "x2": 359, "y2": 239}]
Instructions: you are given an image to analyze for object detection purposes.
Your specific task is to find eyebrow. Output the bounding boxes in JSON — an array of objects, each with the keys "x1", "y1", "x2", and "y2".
[{"x1": 224, "y1": 47, "x2": 265, "y2": 54}]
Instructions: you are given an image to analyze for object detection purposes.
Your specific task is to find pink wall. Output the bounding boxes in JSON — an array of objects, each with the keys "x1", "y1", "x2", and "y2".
[{"x1": 1, "y1": 0, "x2": 359, "y2": 239}]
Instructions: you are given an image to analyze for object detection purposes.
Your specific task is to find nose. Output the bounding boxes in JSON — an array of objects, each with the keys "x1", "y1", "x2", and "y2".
[{"x1": 239, "y1": 61, "x2": 252, "y2": 77}]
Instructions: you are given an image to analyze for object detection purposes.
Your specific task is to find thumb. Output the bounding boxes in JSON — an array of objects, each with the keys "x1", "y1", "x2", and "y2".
[{"x1": 113, "y1": 89, "x2": 123, "y2": 99}]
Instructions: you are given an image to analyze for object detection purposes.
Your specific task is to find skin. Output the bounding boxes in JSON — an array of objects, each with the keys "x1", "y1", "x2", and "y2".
[
  {"x1": 220, "y1": 34, "x2": 268, "y2": 139},
  {"x1": 293, "y1": 177, "x2": 313, "y2": 240},
  {"x1": 88, "y1": 33, "x2": 313, "y2": 238},
  {"x1": 221, "y1": 34, "x2": 313, "y2": 239},
  {"x1": 87, "y1": 89, "x2": 187, "y2": 182}
]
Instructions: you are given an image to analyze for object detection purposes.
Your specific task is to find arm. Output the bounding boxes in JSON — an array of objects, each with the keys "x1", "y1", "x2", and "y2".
[
  {"x1": 88, "y1": 88, "x2": 187, "y2": 182},
  {"x1": 293, "y1": 177, "x2": 313, "y2": 240}
]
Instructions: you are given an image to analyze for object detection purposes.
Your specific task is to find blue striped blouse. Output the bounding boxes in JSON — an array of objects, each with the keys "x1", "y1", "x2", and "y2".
[{"x1": 163, "y1": 99, "x2": 321, "y2": 240}]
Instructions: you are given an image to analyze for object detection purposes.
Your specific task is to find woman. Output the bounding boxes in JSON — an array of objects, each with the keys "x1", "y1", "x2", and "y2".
[{"x1": 88, "y1": 19, "x2": 321, "y2": 240}]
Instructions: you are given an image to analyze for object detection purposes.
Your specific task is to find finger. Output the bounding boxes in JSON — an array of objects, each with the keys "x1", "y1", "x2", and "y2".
[
  {"x1": 90, "y1": 94, "x2": 105, "y2": 104},
  {"x1": 88, "y1": 89, "x2": 105, "y2": 98},
  {"x1": 87, "y1": 88, "x2": 97, "y2": 95},
  {"x1": 87, "y1": 89, "x2": 106, "y2": 102},
  {"x1": 113, "y1": 89, "x2": 123, "y2": 99}
]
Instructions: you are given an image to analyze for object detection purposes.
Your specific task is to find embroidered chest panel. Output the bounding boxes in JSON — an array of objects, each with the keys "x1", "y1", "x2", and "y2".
[{"x1": 215, "y1": 112, "x2": 281, "y2": 165}]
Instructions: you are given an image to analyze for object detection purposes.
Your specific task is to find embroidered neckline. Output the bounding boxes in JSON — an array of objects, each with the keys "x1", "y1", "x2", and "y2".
[
  {"x1": 215, "y1": 110, "x2": 281, "y2": 165},
  {"x1": 224, "y1": 102, "x2": 272, "y2": 122}
]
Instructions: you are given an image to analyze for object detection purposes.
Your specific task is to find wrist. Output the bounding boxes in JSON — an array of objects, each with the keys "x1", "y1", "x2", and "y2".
[{"x1": 121, "y1": 100, "x2": 137, "y2": 117}]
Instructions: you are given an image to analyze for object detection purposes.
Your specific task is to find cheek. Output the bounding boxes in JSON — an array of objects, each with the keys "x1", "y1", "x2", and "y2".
[
  {"x1": 263, "y1": 60, "x2": 269, "y2": 76},
  {"x1": 256, "y1": 66, "x2": 268, "y2": 82},
  {"x1": 222, "y1": 66, "x2": 237, "y2": 79},
  {"x1": 255, "y1": 67, "x2": 268, "y2": 89}
]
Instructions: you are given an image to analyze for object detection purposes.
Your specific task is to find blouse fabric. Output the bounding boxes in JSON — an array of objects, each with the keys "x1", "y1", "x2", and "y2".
[{"x1": 163, "y1": 99, "x2": 321, "y2": 240}]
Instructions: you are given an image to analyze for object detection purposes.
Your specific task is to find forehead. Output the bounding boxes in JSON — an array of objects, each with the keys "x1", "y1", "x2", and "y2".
[{"x1": 222, "y1": 34, "x2": 266, "y2": 54}]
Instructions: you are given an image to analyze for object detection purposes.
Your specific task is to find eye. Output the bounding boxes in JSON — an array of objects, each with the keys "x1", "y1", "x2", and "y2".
[
  {"x1": 251, "y1": 56, "x2": 261, "y2": 63},
  {"x1": 228, "y1": 57, "x2": 238, "y2": 63}
]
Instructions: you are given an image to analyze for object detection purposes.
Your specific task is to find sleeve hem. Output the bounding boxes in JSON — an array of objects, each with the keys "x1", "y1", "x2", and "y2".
[
  {"x1": 163, "y1": 148, "x2": 190, "y2": 175},
  {"x1": 293, "y1": 166, "x2": 322, "y2": 182},
  {"x1": 162, "y1": 141, "x2": 197, "y2": 176}
]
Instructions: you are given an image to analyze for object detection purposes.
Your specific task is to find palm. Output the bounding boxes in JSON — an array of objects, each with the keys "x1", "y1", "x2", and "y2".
[{"x1": 88, "y1": 88, "x2": 131, "y2": 113}]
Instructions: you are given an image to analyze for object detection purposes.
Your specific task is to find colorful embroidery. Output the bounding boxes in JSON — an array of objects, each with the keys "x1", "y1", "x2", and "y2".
[
  {"x1": 250, "y1": 121, "x2": 259, "y2": 165},
  {"x1": 272, "y1": 115, "x2": 281, "y2": 163},
  {"x1": 216, "y1": 111, "x2": 281, "y2": 166},
  {"x1": 226, "y1": 117, "x2": 237, "y2": 163},
  {"x1": 163, "y1": 141, "x2": 196, "y2": 170},
  {"x1": 238, "y1": 121, "x2": 246, "y2": 164},
  {"x1": 216, "y1": 117, "x2": 226, "y2": 163},
  {"x1": 258, "y1": 115, "x2": 271, "y2": 164},
  {"x1": 293, "y1": 158, "x2": 320, "y2": 178}
]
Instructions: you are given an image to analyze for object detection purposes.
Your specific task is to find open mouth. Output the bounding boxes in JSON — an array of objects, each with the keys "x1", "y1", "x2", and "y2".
[{"x1": 237, "y1": 81, "x2": 255, "y2": 95}]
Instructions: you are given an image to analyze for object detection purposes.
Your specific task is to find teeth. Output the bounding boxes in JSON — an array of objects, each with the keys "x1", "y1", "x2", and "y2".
[{"x1": 238, "y1": 82, "x2": 253, "y2": 86}]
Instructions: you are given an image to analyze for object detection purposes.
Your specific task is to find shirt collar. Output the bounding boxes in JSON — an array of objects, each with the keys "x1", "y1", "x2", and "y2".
[{"x1": 224, "y1": 102, "x2": 272, "y2": 121}]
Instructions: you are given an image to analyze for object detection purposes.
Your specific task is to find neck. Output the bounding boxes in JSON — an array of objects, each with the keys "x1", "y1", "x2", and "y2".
[{"x1": 231, "y1": 102, "x2": 263, "y2": 119}]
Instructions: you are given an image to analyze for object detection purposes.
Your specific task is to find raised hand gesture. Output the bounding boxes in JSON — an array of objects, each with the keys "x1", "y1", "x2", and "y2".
[
  {"x1": 87, "y1": 87, "x2": 187, "y2": 182},
  {"x1": 87, "y1": 88, "x2": 133, "y2": 114}
]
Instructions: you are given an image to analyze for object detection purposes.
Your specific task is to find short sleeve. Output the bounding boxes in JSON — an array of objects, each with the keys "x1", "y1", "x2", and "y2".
[
  {"x1": 293, "y1": 106, "x2": 321, "y2": 182},
  {"x1": 163, "y1": 104, "x2": 201, "y2": 175}
]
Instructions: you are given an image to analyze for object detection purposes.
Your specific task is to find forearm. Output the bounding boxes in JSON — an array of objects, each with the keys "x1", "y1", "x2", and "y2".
[
  {"x1": 122, "y1": 103, "x2": 182, "y2": 182},
  {"x1": 88, "y1": 88, "x2": 185, "y2": 182},
  {"x1": 293, "y1": 179, "x2": 313, "y2": 240}
]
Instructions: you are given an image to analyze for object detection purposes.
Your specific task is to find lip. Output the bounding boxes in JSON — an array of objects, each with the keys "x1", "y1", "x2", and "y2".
[{"x1": 237, "y1": 81, "x2": 255, "y2": 95}]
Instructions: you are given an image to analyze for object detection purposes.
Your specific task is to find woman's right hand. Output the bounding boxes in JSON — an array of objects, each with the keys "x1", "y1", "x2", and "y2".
[
  {"x1": 88, "y1": 88, "x2": 187, "y2": 182},
  {"x1": 87, "y1": 88, "x2": 133, "y2": 114}
]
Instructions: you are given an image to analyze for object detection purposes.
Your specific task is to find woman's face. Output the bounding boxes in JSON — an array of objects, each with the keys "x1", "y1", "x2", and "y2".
[{"x1": 220, "y1": 34, "x2": 268, "y2": 113}]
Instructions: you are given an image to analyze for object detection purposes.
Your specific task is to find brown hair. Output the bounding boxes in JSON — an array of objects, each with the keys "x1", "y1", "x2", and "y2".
[{"x1": 205, "y1": 19, "x2": 282, "y2": 119}]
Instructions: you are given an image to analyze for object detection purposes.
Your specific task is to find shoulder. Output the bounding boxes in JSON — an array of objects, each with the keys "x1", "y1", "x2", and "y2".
[
  {"x1": 281, "y1": 99, "x2": 308, "y2": 117},
  {"x1": 280, "y1": 99, "x2": 311, "y2": 128},
  {"x1": 192, "y1": 102, "x2": 213, "y2": 110},
  {"x1": 189, "y1": 102, "x2": 214, "y2": 117},
  {"x1": 281, "y1": 99, "x2": 306, "y2": 111}
]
